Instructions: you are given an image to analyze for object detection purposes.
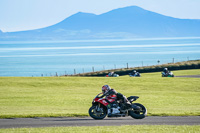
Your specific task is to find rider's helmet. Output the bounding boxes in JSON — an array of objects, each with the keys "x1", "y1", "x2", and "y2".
[
  {"x1": 133, "y1": 70, "x2": 136, "y2": 73},
  {"x1": 102, "y1": 85, "x2": 111, "y2": 94},
  {"x1": 163, "y1": 68, "x2": 168, "y2": 72}
]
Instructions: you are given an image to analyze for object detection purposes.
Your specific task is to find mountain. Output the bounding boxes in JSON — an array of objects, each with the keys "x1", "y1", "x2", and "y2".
[{"x1": 0, "y1": 6, "x2": 200, "y2": 40}]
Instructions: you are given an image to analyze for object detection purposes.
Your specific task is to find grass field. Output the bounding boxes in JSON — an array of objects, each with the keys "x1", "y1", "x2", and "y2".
[
  {"x1": 0, "y1": 125, "x2": 200, "y2": 133},
  {"x1": 0, "y1": 69, "x2": 199, "y2": 118}
]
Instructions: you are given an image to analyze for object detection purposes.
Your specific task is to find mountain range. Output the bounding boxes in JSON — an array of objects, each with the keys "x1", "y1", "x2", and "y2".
[{"x1": 1, "y1": 6, "x2": 200, "y2": 40}]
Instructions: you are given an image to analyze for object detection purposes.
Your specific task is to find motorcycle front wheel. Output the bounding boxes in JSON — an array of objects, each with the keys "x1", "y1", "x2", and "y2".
[
  {"x1": 89, "y1": 105, "x2": 107, "y2": 120},
  {"x1": 129, "y1": 103, "x2": 147, "y2": 119}
]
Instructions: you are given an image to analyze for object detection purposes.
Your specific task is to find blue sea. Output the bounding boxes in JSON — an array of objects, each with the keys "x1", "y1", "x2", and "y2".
[{"x1": 0, "y1": 37, "x2": 200, "y2": 77}]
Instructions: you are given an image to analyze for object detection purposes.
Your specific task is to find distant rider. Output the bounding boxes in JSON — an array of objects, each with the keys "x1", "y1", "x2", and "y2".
[
  {"x1": 130, "y1": 70, "x2": 140, "y2": 77},
  {"x1": 108, "y1": 72, "x2": 114, "y2": 77},
  {"x1": 131, "y1": 70, "x2": 137, "y2": 76},
  {"x1": 130, "y1": 70, "x2": 137, "y2": 76},
  {"x1": 101, "y1": 85, "x2": 131, "y2": 116},
  {"x1": 163, "y1": 68, "x2": 169, "y2": 76}
]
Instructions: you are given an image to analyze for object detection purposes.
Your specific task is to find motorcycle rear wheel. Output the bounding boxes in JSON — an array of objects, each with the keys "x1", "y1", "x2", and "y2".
[
  {"x1": 129, "y1": 103, "x2": 147, "y2": 119},
  {"x1": 89, "y1": 105, "x2": 107, "y2": 120}
]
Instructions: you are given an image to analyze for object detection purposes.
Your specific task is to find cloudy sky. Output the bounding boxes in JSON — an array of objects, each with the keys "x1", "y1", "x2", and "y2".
[{"x1": 0, "y1": 0, "x2": 200, "y2": 32}]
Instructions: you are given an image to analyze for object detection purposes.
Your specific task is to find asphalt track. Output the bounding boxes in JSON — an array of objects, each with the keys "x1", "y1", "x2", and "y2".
[{"x1": 0, "y1": 116, "x2": 199, "y2": 128}]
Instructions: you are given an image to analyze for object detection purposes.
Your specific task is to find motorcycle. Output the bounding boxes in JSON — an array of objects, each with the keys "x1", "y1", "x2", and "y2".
[
  {"x1": 162, "y1": 71, "x2": 174, "y2": 77},
  {"x1": 106, "y1": 72, "x2": 119, "y2": 77},
  {"x1": 129, "y1": 72, "x2": 141, "y2": 77},
  {"x1": 88, "y1": 93, "x2": 147, "y2": 120}
]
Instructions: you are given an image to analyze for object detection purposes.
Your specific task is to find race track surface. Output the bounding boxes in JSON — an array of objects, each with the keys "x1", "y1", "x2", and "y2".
[{"x1": 0, "y1": 116, "x2": 199, "y2": 128}]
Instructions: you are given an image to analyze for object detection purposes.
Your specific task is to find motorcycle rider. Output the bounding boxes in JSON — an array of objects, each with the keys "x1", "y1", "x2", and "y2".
[
  {"x1": 131, "y1": 70, "x2": 137, "y2": 75},
  {"x1": 163, "y1": 68, "x2": 169, "y2": 76},
  {"x1": 108, "y1": 72, "x2": 114, "y2": 77},
  {"x1": 101, "y1": 85, "x2": 131, "y2": 116},
  {"x1": 130, "y1": 70, "x2": 140, "y2": 77}
]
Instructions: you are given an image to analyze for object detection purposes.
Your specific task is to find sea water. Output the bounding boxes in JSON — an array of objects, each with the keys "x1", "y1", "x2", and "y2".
[{"x1": 0, "y1": 37, "x2": 200, "y2": 77}]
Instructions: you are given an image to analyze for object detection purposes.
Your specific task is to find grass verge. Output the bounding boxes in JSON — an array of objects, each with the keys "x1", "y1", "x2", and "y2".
[{"x1": 0, "y1": 125, "x2": 200, "y2": 133}]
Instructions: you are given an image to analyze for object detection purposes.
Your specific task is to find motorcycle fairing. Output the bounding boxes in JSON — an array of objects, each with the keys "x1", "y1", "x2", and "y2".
[
  {"x1": 93, "y1": 98, "x2": 109, "y2": 106},
  {"x1": 93, "y1": 96, "x2": 116, "y2": 106}
]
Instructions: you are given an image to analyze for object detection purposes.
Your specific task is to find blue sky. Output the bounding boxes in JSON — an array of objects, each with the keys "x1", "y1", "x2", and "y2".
[{"x1": 0, "y1": 0, "x2": 200, "y2": 32}]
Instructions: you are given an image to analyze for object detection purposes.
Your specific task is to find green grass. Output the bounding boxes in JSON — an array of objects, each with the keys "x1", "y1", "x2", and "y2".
[
  {"x1": 0, "y1": 69, "x2": 200, "y2": 118},
  {"x1": 0, "y1": 125, "x2": 200, "y2": 133}
]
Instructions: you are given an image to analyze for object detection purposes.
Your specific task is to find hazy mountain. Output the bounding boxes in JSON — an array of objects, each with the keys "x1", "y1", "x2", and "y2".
[{"x1": 1, "y1": 6, "x2": 200, "y2": 40}]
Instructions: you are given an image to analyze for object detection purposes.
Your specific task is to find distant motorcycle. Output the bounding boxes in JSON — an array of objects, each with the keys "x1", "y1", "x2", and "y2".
[
  {"x1": 162, "y1": 71, "x2": 174, "y2": 77},
  {"x1": 129, "y1": 72, "x2": 141, "y2": 77},
  {"x1": 89, "y1": 93, "x2": 147, "y2": 120},
  {"x1": 106, "y1": 72, "x2": 119, "y2": 77}
]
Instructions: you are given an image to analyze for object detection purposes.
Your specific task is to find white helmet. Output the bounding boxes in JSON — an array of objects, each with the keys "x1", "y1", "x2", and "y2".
[{"x1": 164, "y1": 68, "x2": 168, "y2": 71}]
